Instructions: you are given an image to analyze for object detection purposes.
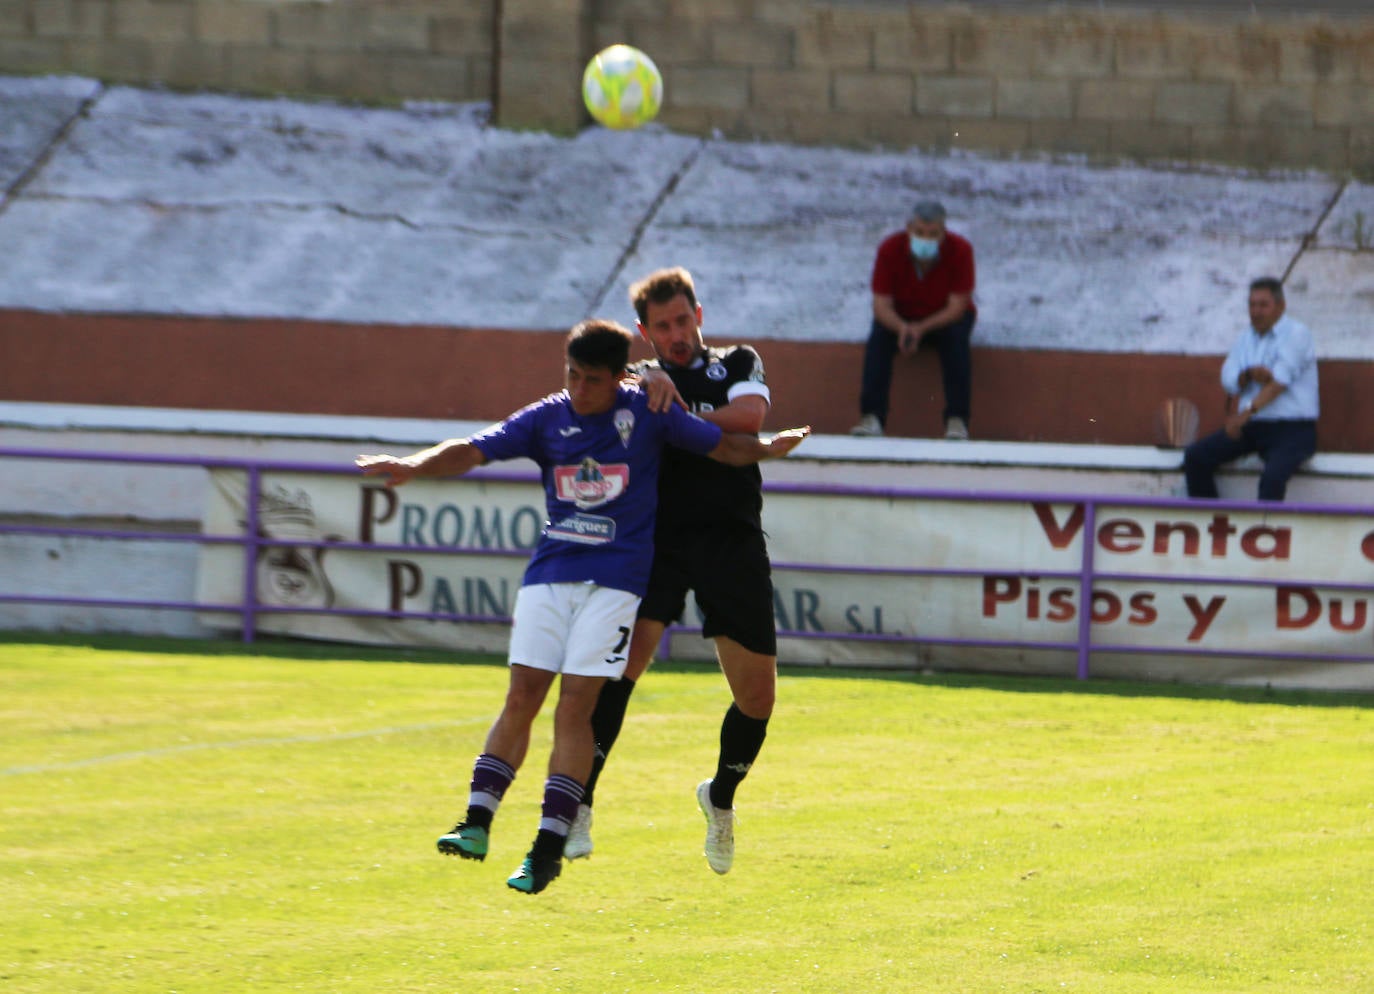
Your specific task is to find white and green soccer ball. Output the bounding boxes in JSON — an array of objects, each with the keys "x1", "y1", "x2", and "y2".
[{"x1": 582, "y1": 44, "x2": 663, "y2": 130}]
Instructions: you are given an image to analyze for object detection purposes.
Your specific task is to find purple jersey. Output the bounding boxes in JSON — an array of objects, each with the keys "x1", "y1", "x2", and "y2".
[{"x1": 470, "y1": 383, "x2": 723, "y2": 596}]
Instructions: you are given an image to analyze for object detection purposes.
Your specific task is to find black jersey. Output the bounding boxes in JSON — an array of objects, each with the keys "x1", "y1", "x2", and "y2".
[{"x1": 633, "y1": 345, "x2": 769, "y2": 532}]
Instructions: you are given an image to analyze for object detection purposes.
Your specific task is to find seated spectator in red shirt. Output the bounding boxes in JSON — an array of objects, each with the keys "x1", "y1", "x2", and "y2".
[{"x1": 850, "y1": 200, "x2": 977, "y2": 440}]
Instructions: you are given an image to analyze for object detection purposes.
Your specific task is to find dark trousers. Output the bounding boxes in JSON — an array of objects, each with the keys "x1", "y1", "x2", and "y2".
[
  {"x1": 859, "y1": 311, "x2": 974, "y2": 427},
  {"x1": 1183, "y1": 419, "x2": 1317, "y2": 501}
]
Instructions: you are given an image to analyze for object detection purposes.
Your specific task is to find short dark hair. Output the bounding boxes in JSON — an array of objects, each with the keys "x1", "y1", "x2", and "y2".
[
  {"x1": 1250, "y1": 276, "x2": 1284, "y2": 302},
  {"x1": 910, "y1": 200, "x2": 947, "y2": 224},
  {"x1": 629, "y1": 266, "x2": 698, "y2": 325},
  {"x1": 566, "y1": 319, "x2": 633, "y2": 373}
]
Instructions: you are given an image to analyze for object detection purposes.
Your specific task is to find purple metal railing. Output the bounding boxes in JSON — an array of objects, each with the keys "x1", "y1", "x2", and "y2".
[
  {"x1": 4, "y1": 445, "x2": 1374, "y2": 677},
  {"x1": 0, "y1": 447, "x2": 541, "y2": 643}
]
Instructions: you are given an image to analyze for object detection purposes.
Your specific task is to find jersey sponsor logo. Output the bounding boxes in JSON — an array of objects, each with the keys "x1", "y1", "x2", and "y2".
[
  {"x1": 554, "y1": 458, "x2": 629, "y2": 508},
  {"x1": 559, "y1": 425, "x2": 583, "y2": 437},
  {"x1": 545, "y1": 512, "x2": 616, "y2": 545},
  {"x1": 691, "y1": 401, "x2": 716, "y2": 414},
  {"x1": 613, "y1": 408, "x2": 635, "y2": 447},
  {"x1": 706, "y1": 361, "x2": 727, "y2": 381}
]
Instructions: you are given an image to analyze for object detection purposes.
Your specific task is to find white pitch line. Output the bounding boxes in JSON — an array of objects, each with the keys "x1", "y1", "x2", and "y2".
[{"x1": 2, "y1": 719, "x2": 480, "y2": 777}]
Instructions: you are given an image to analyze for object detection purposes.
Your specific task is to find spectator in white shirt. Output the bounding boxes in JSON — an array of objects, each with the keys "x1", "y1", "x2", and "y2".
[{"x1": 1184, "y1": 277, "x2": 1319, "y2": 501}]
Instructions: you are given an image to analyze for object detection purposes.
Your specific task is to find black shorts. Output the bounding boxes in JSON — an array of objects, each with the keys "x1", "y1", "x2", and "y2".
[{"x1": 638, "y1": 524, "x2": 777, "y2": 657}]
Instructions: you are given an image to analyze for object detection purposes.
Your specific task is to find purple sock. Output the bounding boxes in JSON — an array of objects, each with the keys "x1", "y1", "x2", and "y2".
[
  {"x1": 468, "y1": 753, "x2": 516, "y2": 817},
  {"x1": 538, "y1": 774, "x2": 585, "y2": 837}
]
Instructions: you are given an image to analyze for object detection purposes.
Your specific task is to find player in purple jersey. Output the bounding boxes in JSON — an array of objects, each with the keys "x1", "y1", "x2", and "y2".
[
  {"x1": 357, "y1": 319, "x2": 809, "y2": 895},
  {"x1": 567, "y1": 267, "x2": 780, "y2": 874}
]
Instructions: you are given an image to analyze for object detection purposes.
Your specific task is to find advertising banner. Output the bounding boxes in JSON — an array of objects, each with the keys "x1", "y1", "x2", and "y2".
[{"x1": 197, "y1": 470, "x2": 1374, "y2": 675}]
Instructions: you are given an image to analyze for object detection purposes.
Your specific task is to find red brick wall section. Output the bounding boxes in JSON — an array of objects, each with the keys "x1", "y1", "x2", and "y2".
[{"x1": 1, "y1": 310, "x2": 1368, "y2": 451}]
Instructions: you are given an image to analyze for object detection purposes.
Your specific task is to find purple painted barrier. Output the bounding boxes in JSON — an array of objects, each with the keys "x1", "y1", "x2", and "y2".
[{"x1": 3, "y1": 445, "x2": 1373, "y2": 676}]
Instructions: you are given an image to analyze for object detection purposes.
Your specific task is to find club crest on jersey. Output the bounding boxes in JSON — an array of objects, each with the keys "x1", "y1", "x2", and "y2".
[
  {"x1": 554, "y1": 458, "x2": 629, "y2": 509},
  {"x1": 614, "y1": 408, "x2": 635, "y2": 447},
  {"x1": 706, "y1": 362, "x2": 727, "y2": 381}
]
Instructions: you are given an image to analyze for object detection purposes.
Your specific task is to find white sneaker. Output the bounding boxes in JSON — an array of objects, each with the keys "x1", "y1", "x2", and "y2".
[
  {"x1": 944, "y1": 416, "x2": 969, "y2": 441},
  {"x1": 850, "y1": 414, "x2": 883, "y2": 437},
  {"x1": 563, "y1": 804, "x2": 593, "y2": 860},
  {"x1": 695, "y1": 779, "x2": 734, "y2": 875}
]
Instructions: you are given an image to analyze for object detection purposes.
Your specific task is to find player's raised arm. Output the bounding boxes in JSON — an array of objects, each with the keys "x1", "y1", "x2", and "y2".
[
  {"x1": 633, "y1": 366, "x2": 688, "y2": 414},
  {"x1": 709, "y1": 426, "x2": 810, "y2": 466},
  {"x1": 355, "y1": 438, "x2": 487, "y2": 488},
  {"x1": 700, "y1": 393, "x2": 768, "y2": 435}
]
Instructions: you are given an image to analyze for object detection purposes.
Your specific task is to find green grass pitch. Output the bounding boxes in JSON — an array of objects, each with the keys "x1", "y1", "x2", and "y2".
[{"x1": 3, "y1": 634, "x2": 1372, "y2": 994}]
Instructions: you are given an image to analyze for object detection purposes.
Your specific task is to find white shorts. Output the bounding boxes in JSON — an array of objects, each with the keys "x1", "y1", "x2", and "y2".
[{"x1": 507, "y1": 583, "x2": 640, "y2": 679}]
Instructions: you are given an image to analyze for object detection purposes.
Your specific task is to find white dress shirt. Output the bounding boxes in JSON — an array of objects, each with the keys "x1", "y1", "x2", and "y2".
[{"x1": 1219, "y1": 313, "x2": 1320, "y2": 420}]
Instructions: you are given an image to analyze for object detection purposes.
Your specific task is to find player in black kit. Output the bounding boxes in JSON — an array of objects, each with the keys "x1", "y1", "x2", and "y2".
[{"x1": 563, "y1": 267, "x2": 776, "y2": 875}]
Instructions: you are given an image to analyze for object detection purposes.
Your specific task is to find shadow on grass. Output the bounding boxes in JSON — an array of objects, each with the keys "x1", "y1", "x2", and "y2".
[
  {"x1": 4, "y1": 629, "x2": 1371, "y2": 709},
  {"x1": 771, "y1": 661, "x2": 1374, "y2": 709},
  {"x1": 0, "y1": 629, "x2": 494, "y2": 667}
]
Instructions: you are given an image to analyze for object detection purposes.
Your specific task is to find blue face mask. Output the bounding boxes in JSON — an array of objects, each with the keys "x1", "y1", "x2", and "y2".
[{"x1": 909, "y1": 235, "x2": 940, "y2": 261}]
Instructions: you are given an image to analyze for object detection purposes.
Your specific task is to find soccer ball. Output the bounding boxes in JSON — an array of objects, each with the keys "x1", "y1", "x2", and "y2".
[{"x1": 582, "y1": 44, "x2": 663, "y2": 130}]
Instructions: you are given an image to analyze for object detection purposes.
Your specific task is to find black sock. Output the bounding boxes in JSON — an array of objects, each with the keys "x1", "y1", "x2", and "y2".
[
  {"x1": 583, "y1": 676, "x2": 637, "y2": 806},
  {"x1": 529, "y1": 828, "x2": 565, "y2": 862},
  {"x1": 712, "y1": 703, "x2": 769, "y2": 809},
  {"x1": 464, "y1": 805, "x2": 494, "y2": 831}
]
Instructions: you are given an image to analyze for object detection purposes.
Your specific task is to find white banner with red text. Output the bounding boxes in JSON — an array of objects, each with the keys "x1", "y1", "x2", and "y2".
[{"x1": 195, "y1": 469, "x2": 1374, "y2": 686}]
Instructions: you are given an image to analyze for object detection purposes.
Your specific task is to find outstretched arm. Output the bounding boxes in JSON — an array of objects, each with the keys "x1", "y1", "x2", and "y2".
[
  {"x1": 699, "y1": 394, "x2": 768, "y2": 435},
  {"x1": 638, "y1": 369, "x2": 770, "y2": 433},
  {"x1": 709, "y1": 426, "x2": 810, "y2": 466},
  {"x1": 355, "y1": 438, "x2": 487, "y2": 488}
]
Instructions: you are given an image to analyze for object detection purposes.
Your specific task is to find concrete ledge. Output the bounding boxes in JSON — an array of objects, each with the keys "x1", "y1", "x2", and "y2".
[
  {"x1": 5, "y1": 402, "x2": 1372, "y2": 487},
  {"x1": 0, "y1": 402, "x2": 491, "y2": 447}
]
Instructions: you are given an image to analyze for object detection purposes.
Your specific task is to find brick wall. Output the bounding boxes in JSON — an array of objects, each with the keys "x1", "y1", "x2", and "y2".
[
  {"x1": 0, "y1": 0, "x2": 495, "y2": 103},
  {"x1": 599, "y1": 2, "x2": 1374, "y2": 176},
  {"x1": 2, "y1": 1, "x2": 1371, "y2": 175}
]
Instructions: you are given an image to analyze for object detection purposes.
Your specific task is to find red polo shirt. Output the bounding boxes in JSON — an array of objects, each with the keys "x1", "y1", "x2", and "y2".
[{"x1": 870, "y1": 229, "x2": 977, "y2": 321}]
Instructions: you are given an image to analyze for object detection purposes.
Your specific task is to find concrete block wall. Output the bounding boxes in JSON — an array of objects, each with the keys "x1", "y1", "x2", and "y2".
[
  {"x1": 594, "y1": 2, "x2": 1374, "y2": 175},
  {"x1": 0, "y1": 0, "x2": 495, "y2": 104},
  {"x1": 1, "y1": 1, "x2": 1371, "y2": 175}
]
